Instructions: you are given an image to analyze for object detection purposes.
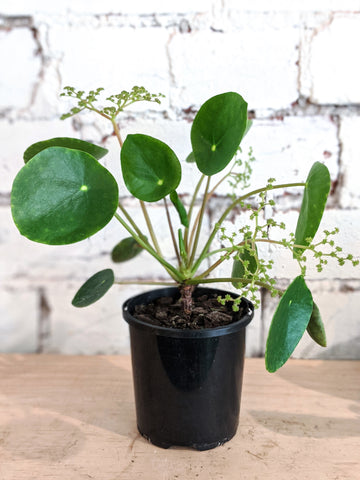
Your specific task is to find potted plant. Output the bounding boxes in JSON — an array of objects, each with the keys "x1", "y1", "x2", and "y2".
[{"x1": 11, "y1": 86, "x2": 358, "y2": 450}]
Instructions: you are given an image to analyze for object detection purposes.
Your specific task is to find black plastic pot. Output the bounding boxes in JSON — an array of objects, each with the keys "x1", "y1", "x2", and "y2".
[{"x1": 123, "y1": 287, "x2": 254, "y2": 451}]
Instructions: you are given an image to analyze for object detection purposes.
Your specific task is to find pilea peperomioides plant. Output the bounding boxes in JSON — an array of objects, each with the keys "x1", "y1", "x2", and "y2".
[{"x1": 11, "y1": 86, "x2": 358, "y2": 372}]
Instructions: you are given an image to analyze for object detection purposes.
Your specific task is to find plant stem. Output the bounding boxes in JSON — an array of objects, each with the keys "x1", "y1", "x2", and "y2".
[
  {"x1": 114, "y1": 212, "x2": 183, "y2": 282},
  {"x1": 191, "y1": 182, "x2": 306, "y2": 275},
  {"x1": 189, "y1": 176, "x2": 211, "y2": 266},
  {"x1": 118, "y1": 201, "x2": 144, "y2": 237},
  {"x1": 179, "y1": 284, "x2": 196, "y2": 316},
  {"x1": 187, "y1": 169, "x2": 234, "y2": 252},
  {"x1": 198, "y1": 237, "x2": 313, "y2": 281},
  {"x1": 111, "y1": 118, "x2": 124, "y2": 147},
  {"x1": 186, "y1": 276, "x2": 276, "y2": 293},
  {"x1": 164, "y1": 197, "x2": 181, "y2": 265},
  {"x1": 199, "y1": 256, "x2": 228, "y2": 279},
  {"x1": 184, "y1": 174, "x2": 205, "y2": 251},
  {"x1": 140, "y1": 200, "x2": 162, "y2": 255}
]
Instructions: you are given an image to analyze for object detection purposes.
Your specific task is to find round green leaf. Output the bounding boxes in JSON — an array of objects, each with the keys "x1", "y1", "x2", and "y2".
[
  {"x1": 111, "y1": 237, "x2": 143, "y2": 263},
  {"x1": 24, "y1": 137, "x2": 108, "y2": 163},
  {"x1": 294, "y1": 162, "x2": 330, "y2": 256},
  {"x1": 121, "y1": 134, "x2": 181, "y2": 202},
  {"x1": 191, "y1": 92, "x2": 248, "y2": 176},
  {"x1": 11, "y1": 147, "x2": 119, "y2": 245},
  {"x1": 265, "y1": 276, "x2": 313, "y2": 373},
  {"x1": 72, "y1": 269, "x2": 114, "y2": 307},
  {"x1": 307, "y1": 302, "x2": 327, "y2": 347}
]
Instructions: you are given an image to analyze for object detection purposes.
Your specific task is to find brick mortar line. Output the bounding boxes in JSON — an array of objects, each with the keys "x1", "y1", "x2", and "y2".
[{"x1": 4, "y1": 102, "x2": 360, "y2": 127}]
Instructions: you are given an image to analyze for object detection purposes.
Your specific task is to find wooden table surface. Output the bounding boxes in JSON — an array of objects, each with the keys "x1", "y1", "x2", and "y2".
[{"x1": 0, "y1": 355, "x2": 359, "y2": 480}]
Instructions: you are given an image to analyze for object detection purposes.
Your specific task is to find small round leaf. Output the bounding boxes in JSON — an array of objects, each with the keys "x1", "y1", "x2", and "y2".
[
  {"x1": 121, "y1": 134, "x2": 181, "y2": 202},
  {"x1": 111, "y1": 237, "x2": 144, "y2": 263},
  {"x1": 24, "y1": 137, "x2": 108, "y2": 163},
  {"x1": 72, "y1": 269, "x2": 114, "y2": 307},
  {"x1": 11, "y1": 147, "x2": 119, "y2": 245}
]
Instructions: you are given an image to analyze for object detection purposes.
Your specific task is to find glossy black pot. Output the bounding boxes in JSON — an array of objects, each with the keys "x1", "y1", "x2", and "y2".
[{"x1": 122, "y1": 287, "x2": 254, "y2": 450}]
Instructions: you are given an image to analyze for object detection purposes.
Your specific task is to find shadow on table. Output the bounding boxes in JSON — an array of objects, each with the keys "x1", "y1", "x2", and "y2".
[
  {"x1": 0, "y1": 355, "x2": 137, "y2": 438},
  {"x1": 276, "y1": 357, "x2": 360, "y2": 402},
  {"x1": 248, "y1": 409, "x2": 360, "y2": 439},
  {"x1": 1, "y1": 412, "x2": 86, "y2": 461},
  {"x1": 248, "y1": 354, "x2": 360, "y2": 439}
]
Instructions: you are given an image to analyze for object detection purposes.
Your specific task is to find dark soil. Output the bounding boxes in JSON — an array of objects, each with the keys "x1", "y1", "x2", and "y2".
[{"x1": 133, "y1": 293, "x2": 243, "y2": 329}]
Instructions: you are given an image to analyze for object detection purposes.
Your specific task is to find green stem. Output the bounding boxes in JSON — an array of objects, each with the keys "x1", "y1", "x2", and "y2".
[
  {"x1": 186, "y1": 276, "x2": 277, "y2": 292},
  {"x1": 189, "y1": 176, "x2": 211, "y2": 266},
  {"x1": 187, "y1": 170, "x2": 236, "y2": 254},
  {"x1": 140, "y1": 200, "x2": 162, "y2": 256},
  {"x1": 118, "y1": 201, "x2": 143, "y2": 237},
  {"x1": 114, "y1": 212, "x2": 183, "y2": 282},
  {"x1": 190, "y1": 182, "x2": 306, "y2": 275},
  {"x1": 199, "y1": 237, "x2": 311, "y2": 280},
  {"x1": 184, "y1": 174, "x2": 205, "y2": 251},
  {"x1": 164, "y1": 197, "x2": 181, "y2": 265},
  {"x1": 86, "y1": 103, "x2": 112, "y2": 122},
  {"x1": 111, "y1": 118, "x2": 124, "y2": 147}
]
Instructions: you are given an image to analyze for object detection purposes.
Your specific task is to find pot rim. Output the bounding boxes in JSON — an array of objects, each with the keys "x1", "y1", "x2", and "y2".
[{"x1": 122, "y1": 286, "x2": 254, "y2": 338}]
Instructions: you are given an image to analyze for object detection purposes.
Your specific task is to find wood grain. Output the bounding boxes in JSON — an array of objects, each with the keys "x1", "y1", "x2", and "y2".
[{"x1": 0, "y1": 355, "x2": 359, "y2": 480}]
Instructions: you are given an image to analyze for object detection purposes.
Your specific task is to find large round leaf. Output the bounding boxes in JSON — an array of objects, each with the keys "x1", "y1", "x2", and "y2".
[
  {"x1": 191, "y1": 92, "x2": 248, "y2": 176},
  {"x1": 72, "y1": 269, "x2": 114, "y2": 307},
  {"x1": 265, "y1": 276, "x2": 313, "y2": 373},
  {"x1": 24, "y1": 137, "x2": 108, "y2": 163},
  {"x1": 11, "y1": 147, "x2": 119, "y2": 245},
  {"x1": 121, "y1": 134, "x2": 181, "y2": 202},
  {"x1": 294, "y1": 162, "x2": 330, "y2": 256}
]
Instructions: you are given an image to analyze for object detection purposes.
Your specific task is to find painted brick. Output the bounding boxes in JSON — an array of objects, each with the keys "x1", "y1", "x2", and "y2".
[
  {"x1": 47, "y1": 26, "x2": 170, "y2": 109},
  {"x1": 306, "y1": 14, "x2": 360, "y2": 104},
  {"x1": 42, "y1": 283, "x2": 141, "y2": 355},
  {"x1": 0, "y1": 119, "x2": 76, "y2": 194},
  {"x1": 0, "y1": 288, "x2": 38, "y2": 353},
  {"x1": 168, "y1": 28, "x2": 299, "y2": 111},
  {"x1": 212, "y1": 116, "x2": 339, "y2": 197},
  {"x1": 339, "y1": 116, "x2": 360, "y2": 208},
  {"x1": 0, "y1": 28, "x2": 41, "y2": 113},
  {"x1": 1, "y1": 0, "x2": 210, "y2": 15},
  {"x1": 260, "y1": 208, "x2": 360, "y2": 280},
  {"x1": 223, "y1": 0, "x2": 360, "y2": 11}
]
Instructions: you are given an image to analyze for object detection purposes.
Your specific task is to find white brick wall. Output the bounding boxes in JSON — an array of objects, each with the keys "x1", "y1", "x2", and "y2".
[{"x1": 0, "y1": 2, "x2": 359, "y2": 358}]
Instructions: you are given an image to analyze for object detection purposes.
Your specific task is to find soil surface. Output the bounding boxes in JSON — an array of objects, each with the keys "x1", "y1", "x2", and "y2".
[{"x1": 133, "y1": 293, "x2": 243, "y2": 329}]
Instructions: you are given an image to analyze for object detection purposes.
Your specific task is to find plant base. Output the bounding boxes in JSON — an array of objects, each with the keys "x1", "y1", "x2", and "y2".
[{"x1": 123, "y1": 287, "x2": 254, "y2": 450}]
